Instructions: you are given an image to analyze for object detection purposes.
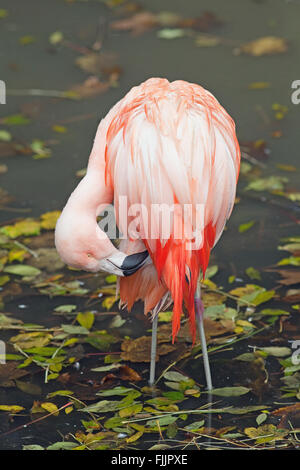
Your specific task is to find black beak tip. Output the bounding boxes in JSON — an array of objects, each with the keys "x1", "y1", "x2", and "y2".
[{"x1": 121, "y1": 250, "x2": 149, "y2": 276}]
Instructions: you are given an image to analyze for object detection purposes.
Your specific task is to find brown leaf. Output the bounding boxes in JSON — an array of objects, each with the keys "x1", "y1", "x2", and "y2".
[
  {"x1": 0, "y1": 362, "x2": 28, "y2": 387},
  {"x1": 121, "y1": 335, "x2": 175, "y2": 362},
  {"x1": 75, "y1": 52, "x2": 119, "y2": 75},
  {"x1": 71, "y1": 77, "x2": 110, "y2": 99},
  {"x1": 179, "y1": 11, "x2": 222, "y2": 31},
  {"x1": 239, "y1": 36, "x2": 288, "y2": 57},
  {"x1": 119, "y1": 365, "x2": 142, "y2": 382},
  {"x1": 265, "y1": 269, "x2": 300, "y2": 286},
  {"x1": 110, "y1": 12, "x2": 158, "y2": 36}
]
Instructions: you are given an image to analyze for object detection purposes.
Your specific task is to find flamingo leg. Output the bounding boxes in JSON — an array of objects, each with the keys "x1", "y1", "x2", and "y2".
[
  {"x1": 149, "y1": 313, "x2": 158, "y2": 386},
  {"x1": 195, "y1": 281, "x2": 213, "y2": 391}
]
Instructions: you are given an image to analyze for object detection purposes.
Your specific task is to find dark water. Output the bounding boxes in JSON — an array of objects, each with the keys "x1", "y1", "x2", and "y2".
[{"x1": 0, "y1": 0, "x2": 299, "y2": 450}]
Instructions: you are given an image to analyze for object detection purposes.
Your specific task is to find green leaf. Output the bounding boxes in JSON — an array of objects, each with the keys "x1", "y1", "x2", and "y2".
[
  {"x1": 47, "y1": 442, "x2": 78, "y2": 450},
  {"x1": 277, "y1": 256, "x2": 300, "y2": 266},
  {"x1": 239, "y1": 220, "x2": 255, "y2": 233},
  {"x1": 76, "y1": 311, "x2": 94, "y2": 330},
  {"x1": 0, "y1": 130, "x2": 12, "y2": 142},
  {"x1": 157, "y1": 28, "x2": 185, "y2": 39},
  {"x1": 260, "y1": 308, "x2": 290, "y2": 316},
  {"x1": 163, "y1": 371, "x2": 190, "y2": 382},
  {"x1": 2, "y1": 114, "x2": 31, "y2": 125},
  {"x1": 49, "y1": 31, "x2": 64, "y2": 45},
  {"x1": 3, "y1": 264, "x2": 41, "y2": 277},
  {"x1": 146, "y1": 415, "x2": 178, "y2": 427},
  {"x1": 61, "y1": 324, "x2": 89, "y2": 335},
  {"x1": 96, "y1": 386, "x2": 137, "y2": 397},
  {"x1": 210, "y1": 386, "x2": 251, "y2": 397},
  {"x1": 246, "y1": 267, "x2": 261, "y2": 280},
  {"x1": 54, "y1": 304, "x2": 77, "y2": 313},
  {"x1": 183, "y1": 420, "x2": 205, "y2": 431},
  {"x1": 256, "y1": 413, "x2": 267, "y2": 425},
  {"x1": 258, "y1": 346, "x2": 291, "y2": 357},
  {"x1": 23, "y1": 445, "x2": 45, "y2": 450},
  {"x1": 245, "y1": 176, "x2": 288, "y2": 192}
]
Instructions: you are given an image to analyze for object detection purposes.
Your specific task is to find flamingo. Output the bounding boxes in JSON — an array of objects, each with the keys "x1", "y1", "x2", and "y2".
[{"x1": 55, "y1": 78, "x2": 240, "y2": 390}]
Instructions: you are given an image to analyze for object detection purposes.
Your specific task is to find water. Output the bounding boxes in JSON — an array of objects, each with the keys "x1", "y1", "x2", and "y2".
[{"x1": 0, "y1": 0, "x2": 299, "y2": 450}]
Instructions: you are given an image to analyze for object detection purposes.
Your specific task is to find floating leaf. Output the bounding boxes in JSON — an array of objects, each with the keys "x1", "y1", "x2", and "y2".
[
  {"x1": 246, "y1": 267, "x2": 261, "y2": 280},
  {"x1": 76, "y1": 311, "x2": 94, "y2": 330},
  {"x1": 0, "y1": 405, "x2": 24, "y2": 413},
  {"x1": 40, "y1": 211, "x2": 61, "y2": 230},
  {"x1": 246, "y1": 176, "x2": 288, "y2": 192},
  {"x1": 61, "y1": 324, "x2": 89, "y2": 335},
  {"x1": 239, "y1": 220, "x2": 255, "y2": 233},
  {"x1": 258, "y1": 347, "x2": 291, "y2": 357},
  {"x1": 0, "y1": 130, "x2": 12, "y2": 142},
  {"x1": 49, "y1": 31, "x2": 64, "y2": 45},
  {"x1": 3, "y1": 264, "x2": 41, "y2": 277},
  {"x1": 210, "y1": 386, "x2": 251, "y2": 397},
  {"x1": 40, "y1": 402, "x2": 59, "y2": 416},
  {"x1": 157, "y1": 28, "x2": 185, "y2": 39},
  {"x1": 239, "y1": 36, "x2": 288, "y2": 56},
  {"x1": 1, "y1": 114, "x2": 31, "y2": 125}
]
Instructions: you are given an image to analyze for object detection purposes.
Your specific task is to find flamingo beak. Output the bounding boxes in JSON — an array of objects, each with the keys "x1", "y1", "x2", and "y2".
[{"x1": 98, "y1": 250, "x2": 149, "y2": 277}]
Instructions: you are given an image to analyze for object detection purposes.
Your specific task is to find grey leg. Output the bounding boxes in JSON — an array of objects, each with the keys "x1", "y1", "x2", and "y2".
[
  {"x1": 149, "y1": 313, "x2": 158, "y2": 386},
  {"x1": 195, "y1": 281, "x2": 213, "y2": 391}
]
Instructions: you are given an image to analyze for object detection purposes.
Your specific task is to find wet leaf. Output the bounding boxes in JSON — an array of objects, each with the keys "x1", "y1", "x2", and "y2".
[
  {"x1": 277, "y1": 256, "x2": 300, "y2": 267},
  {"x1": 210, "y1": 386, "x2": 251, "y2": 397},
  {"x1": 110, "y1": 12, "x2": 158, "y2": 35},
  {"x1": 163, "y1": 371, "x2": 190, "y2": 382},
  {"x1": 46, "y1": 442, "x2": 78, "y2": 450},
  {"x1": 239, "y1": 36, "x2": 288, "y2": 56},
  {"x1": 1, "y1": 114, "x2": 31, "y2": 126},
  {"x1": 62, "y1": 324, "x2": 89, "y2": 335},
  {"x1": 239, "y1": 220, "x2": 255, "y2": 233},
  {"x1": 246, "y1": 176, "x2": 288, "y2": 192},
  {"x1": 258, "y1": 347, "x2": 291, "y2": 357},
  {"x1": 19, "y1": 35, "x2": 36, "y2": 46},
  {"x1": 49, "y1": 31, "x2": 64, "y2": 45},
  {"x1": 0, "y1": 405, "x2": 25, "y2": 413},
  {"x1": 146, "y1": 415, "x2": 178, "y2": 427},
  {"x1": 0, "y1": 130, "x2": 12, "y2": 142},
  {"x1": 119, "y1": 403, "x2": 143, "y2": 418},
  {"x1": 244, "y1": 424, "x2": 288, "y2": 443},
  {"x1": 15, "y1": 380, "x2": 42, "y2": 395},
  {"x1": 248, "y1": 82, "x2": 271, "y2": 90},
  {"x1": 246, "y1": 267, "x2": 261, "y2": 280},
  {"x1": 256, "y1": 413, "x2": 268, "y2": 425},
  {"x1": 183, "y1": 420, "x2": 205, "y2": 431},
  {"x1": 40, "y1": 402, "x2": 59, "y2": 416},
  {"x1": 76, "y1": 311, "x2": 94, "y2": 330},
  {"x1": 3, "y1": 264, "x2": 41, "y2": 277},
  {"x1": 157, "y1": 28, "x2": 185, "y2": 39},
  {"x1": 10, "y1": 331, "x2": 52, "y2": 349},
  {"x1": 40, "y1": 211, "x2": 61, "y2": 230},
  {"x1": 121, "y1": 336, "x2": 175, "y2": 362}
]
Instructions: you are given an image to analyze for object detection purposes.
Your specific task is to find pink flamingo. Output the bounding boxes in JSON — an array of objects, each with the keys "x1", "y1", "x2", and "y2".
[{"x1": 55, "y1": 78, "x2": 240, "y2": 389}]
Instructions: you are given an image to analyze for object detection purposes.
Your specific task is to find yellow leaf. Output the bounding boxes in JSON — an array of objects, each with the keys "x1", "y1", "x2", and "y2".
[
  {"x1": 52, "y1": 125, "x2": 67, "y2": 133},
  {"x1": 41, "y1": 402, "x2": 59, "y2": 416},
  {"x1": 40, "y1": 211, "x2": 61, "y2": 230},
  {"x1": 0, "y1": 405, "x2": 25, "y2": 413},
  {"x1": 102, "y1": 295, "x2": 117, "y2": 310},
  {"x1": 10, "y1": 331, "x2": 52, "y2": 349},
  {"x1": 234, "y1": 326, "x2": 244, "y2": 334},
  {"x1": 1, "y1": 219, "x2": 41, "y2": 238},
  {"x1": 126, "y1": 430, "x2": 143, "y2": 443},
  {"x1": 65, "y1": 406, "x2": 73, "y2": 415},
  {"x1": 76, "y1": 311, "x2": 94, "y2": 330},
  {"x1": 8, "y1": 248, "x2": 27, "y2": 263}
]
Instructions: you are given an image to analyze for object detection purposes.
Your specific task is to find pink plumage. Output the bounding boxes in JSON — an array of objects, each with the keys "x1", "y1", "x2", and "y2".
[{"x1": 55, "y1": 78, "x2": 240, "y2": 343}]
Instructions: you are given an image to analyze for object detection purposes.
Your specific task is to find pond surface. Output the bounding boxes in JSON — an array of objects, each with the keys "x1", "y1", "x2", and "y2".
[{"x1": 0, "y1": 0, "x2": 299, "y2": 451}]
